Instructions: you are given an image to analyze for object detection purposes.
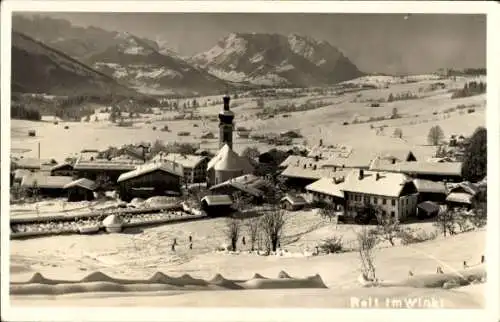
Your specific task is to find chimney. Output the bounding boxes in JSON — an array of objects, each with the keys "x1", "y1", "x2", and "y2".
[
  {"x1": 223, "y1": 95, "x2": 230, "y2": 111},
  {"x1": 359, "y1": 169, "x2": 364, "y2": 180}
]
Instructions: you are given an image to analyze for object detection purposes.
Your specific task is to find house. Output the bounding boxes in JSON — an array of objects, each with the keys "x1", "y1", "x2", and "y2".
[
  {"x1": 200, "y1": 194, "x2": 235, "y2": 217},
  {"x1": 117, "y1": 162, "x2": 183, "y2": 202},
  {"x1": 64, "y1": 178, "x2": 97, "y2": 202},
  {"x1": 369, "y1": 160, "x2": 463, "y2": 182},
  {"x1": 413, "y1": 179, "x2": 448, "y2": 203},
  {"x1": 152, "y1": 152, "x2": 208, "y2": 184},
  {"x1": 280, "y1": 161, "x2": 348, "y2": 190},
  {"x1": 342, "y1": 170, "x2": 418, "y2": 222},
  {"x1": 209, "y1": 174, "x2": 267, "y2": 201},
  {"x1": 20, "y1": 174, "x2": 74, "y2": 198},
  {"x1": 73, "y1": 153, "x2": 144, "y2": 184},
  {"x1": 305, "y1": 177, "x2": 346, "y2": 209},
  {"x1": 50, "y1": 162, "x2": 75, "y2": 177},
  {"x1": 375, "y1": 149, "x2": 417, "y2": 163},
  {"x1": 280, "y1": 194, "x2": 308, "y2": 211},
  {"x1": 206, "y1": 144, "x2": 254, "y2": 187},
  {"x1": 446, "y1": 182, "x2": 479, "y2": 209},
  {"x1": 416, "y1": 201, "x2": 441, "y2": 219},
  {"x1": 307, "y1": 169, "x2": 418, "y2": 223}
]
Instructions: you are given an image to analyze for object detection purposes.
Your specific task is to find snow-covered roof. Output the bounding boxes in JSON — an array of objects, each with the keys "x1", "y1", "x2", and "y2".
[
  {"x1": 201, "y1": 194, "x2": 233, "y2": 206},
  {"x1": 74, "y1": 155, "x2": 143, "y2": 171},
  {"x1": 281, "y1": 194, "x2": 307, "y2": 206},
  {"x1": 369, "y1": 160, "x2": 462, "y2": 177},
  {"x1": 413, "y1": 179, "x2": 448, "y2": 194},
  {"x1": 20, "y1": 174, "x2": 73, "y2": 189},
  {"x1": 209, "y1": 174, "x2": 266, "y2": 197},
  {"x1": 117, "y1": 162, "x2": 183, "y2": 183},
  {"x1": 446, "y1": 192, "x2": 473, "y2": 204},
  {"x1": 305, "y1": 177, "x2": 345, "y2": 198},
  {"x1": 63, "y1": 178, "x2": 97, "y2": 191},
  {"x1": 341, "y1": 170, "x2": 412, "y2": 197}
]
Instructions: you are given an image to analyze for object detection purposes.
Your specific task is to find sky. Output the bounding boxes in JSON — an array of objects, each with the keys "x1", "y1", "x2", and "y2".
[{"x1": 40, "y1": 12, "x2": 486, "y2": 75}]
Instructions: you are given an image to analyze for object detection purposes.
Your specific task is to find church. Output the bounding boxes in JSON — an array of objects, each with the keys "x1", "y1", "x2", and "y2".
[{"x1": 206, "y1": 95, "x2": 254, "y2": 187}]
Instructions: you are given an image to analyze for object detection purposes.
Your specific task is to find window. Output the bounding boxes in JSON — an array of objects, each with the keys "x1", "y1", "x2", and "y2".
[
  {"x1": 373, "y1": 197, "x2": 378, "y2": 204},
  {"x1": 391, "y1": 199, "x2": 396, "y2": 206},
  {"x1": 382, "y1": 198, "x2": 386, "y2": 205},
  {"x1": 364, "y1": 196, "x2": 370, "y2": 203},
  {"x1": 391, "y1": 211, "x2": 395, "y2": 218}
]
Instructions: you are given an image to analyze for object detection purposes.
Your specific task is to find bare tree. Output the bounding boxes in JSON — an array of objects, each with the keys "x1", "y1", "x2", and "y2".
[
  {"x1": 356, "y1": 227, "x2": 378, "y2": 281},
  {"x1": 232, "y1": 192, "x2": 252, "y2": 214},
  {"x1": 246, "y1": 217, "x2": 260, "y2": 251},
  {"x1": 225, "y1": 218, "x2": 241, "y2": 251},
  {"x1": 260, "y1": 205, "x2": 286, "y2": 254},
  {"x1": 373, "y1": 213, "x2": 401, "y2": 246},
  {"x1": 433, "y1": 207, "x2": 457, "y2": 237},
  {"x1": 319, "y1": 203, "x2": 337, "y2": 222},
  {"x1": 427, "y1": 125, "x2": 445, "y2": 146}
]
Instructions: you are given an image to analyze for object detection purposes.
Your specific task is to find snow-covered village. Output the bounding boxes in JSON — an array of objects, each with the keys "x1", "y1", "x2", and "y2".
[{"x1": 6, "y1": 10, "x2": 489, "y2": 309}]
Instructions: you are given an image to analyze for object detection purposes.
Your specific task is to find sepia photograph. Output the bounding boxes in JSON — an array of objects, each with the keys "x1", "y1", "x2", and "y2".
[{"x1": 1, "y1": 1, "x2": 498, "y2": 321}]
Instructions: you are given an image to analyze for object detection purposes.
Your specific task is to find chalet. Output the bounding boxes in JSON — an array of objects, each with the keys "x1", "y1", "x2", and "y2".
[
  {"x1": 209, "y1": 174, "x2": 267, "y2": 201},
  {"x1": 200, "y1": 194, "x2": 234, "y2": 217},
  {"x1": 307, "y1": 170, "x2": 418, "y2": 223},
  {"x1": 73, "y1": 154, "x2": 144, "y2": 184},
  {"x1": 342, "y1": 170, "x2": 418, "y2": 222},
  {"x1": 64, "y1": 178, "x2": 97, "y2": 202},
  {"x1": 413, "y1": 179, "x2": 448, "y2": 203},
  {"x1": 280, "y1": 194, "x2": 308, "y2": 211},
  {"x1": 152, "y1": 152, "x2": 208, "y2": 184},
  {"x1": 446, "y1": 182, "x2": 479, "y2": 210},
  {"x1": 50, "y1": 162, "x2": 75, "y2": 177},
  {"x1": 206, "y1": 144, "x2": 254, "y2": 187},
  {"x1": 20, "y1": 174, "x2": 73, "y2": 198},
  {"x1": 117, "y1": 162, "x2": 183, "y2": 202},
  {"x1": 369, "y1": 160, "x2": 463, "y2": 182}
]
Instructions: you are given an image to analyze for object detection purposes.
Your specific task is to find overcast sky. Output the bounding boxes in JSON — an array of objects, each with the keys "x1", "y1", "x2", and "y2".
[{"x1": 40, "y1": 12, "x2": 486, "y2": 74}]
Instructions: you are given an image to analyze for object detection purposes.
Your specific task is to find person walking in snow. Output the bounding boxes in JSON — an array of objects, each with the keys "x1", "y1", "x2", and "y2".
[{"x1": 189, "y1": 235, "x2": 192, "y2": 243}]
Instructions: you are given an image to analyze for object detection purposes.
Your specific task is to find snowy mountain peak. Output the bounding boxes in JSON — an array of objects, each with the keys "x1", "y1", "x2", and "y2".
[{"x1": 191, "y1": 32, "x2": 363, "y2": 86}]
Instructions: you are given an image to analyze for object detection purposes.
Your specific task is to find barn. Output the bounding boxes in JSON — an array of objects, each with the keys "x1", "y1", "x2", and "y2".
[
  {"x1": 117, "y1": 162, "x2": 183, "y2": 202},
  {"x1": 20, "y1": 174, "x2": 73, "y2": 198},
  {"x1": 280, "y1": 194, "x2": 308, "y2": 211},
  {"x1": 64, "y1": 178, "x2": 97, "y2": 202},
  {"x1": 201, "y1": 195, "x2": 234, "y2": 217}
]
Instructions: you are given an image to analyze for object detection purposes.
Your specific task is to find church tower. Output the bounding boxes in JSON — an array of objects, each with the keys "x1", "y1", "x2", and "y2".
[{"x1": 218, "y1": 95, "x2": 234, "y2": 149}]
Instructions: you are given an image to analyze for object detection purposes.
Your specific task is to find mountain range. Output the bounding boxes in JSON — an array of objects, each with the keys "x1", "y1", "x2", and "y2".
[{"x1": 12, "y1": 15, "x2": 364, "y2": 96}]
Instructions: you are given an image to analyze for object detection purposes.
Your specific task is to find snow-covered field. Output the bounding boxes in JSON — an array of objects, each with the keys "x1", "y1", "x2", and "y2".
[
  {"x1": 10, "y1": 208, "x2": 486, "y2": 307},
  {"x1": 11, "y1": 76, "x2": 485, "y2": 162}
]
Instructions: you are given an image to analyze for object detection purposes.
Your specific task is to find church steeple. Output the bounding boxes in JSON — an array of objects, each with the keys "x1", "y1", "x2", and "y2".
[{"x1": 218, "y1": 95, "x2": 234, "y2": 149}]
